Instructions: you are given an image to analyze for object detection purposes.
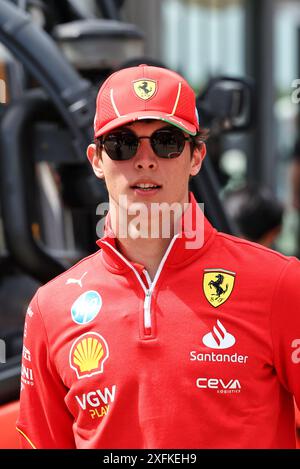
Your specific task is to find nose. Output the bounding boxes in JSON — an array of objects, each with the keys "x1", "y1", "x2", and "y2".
[{"x1": 134, "y1": 139, "x2": 158, "y2": 170}]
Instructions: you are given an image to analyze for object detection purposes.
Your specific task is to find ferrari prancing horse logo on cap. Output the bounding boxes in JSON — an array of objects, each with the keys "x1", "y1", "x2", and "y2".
[
  {"x1": 133, "y1": 79, "x2": 157, "y2": 100},
  {"x1": 203, "y1": 269, "x2": 236, "y2": 307}
]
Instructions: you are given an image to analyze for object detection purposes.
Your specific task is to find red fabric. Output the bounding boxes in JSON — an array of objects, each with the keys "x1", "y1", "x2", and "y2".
[
  {"x1": 296, "y1": 402, "x2": 300, "y2": 448},
  {"x1": 17, "y1": 193, "x2": 300, "y2": 448},
  {"x1": 94, "y1": 64, "x2": 199, "y2": 138}
]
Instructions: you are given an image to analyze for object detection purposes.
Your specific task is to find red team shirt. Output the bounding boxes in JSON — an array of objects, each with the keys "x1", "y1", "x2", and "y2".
[{"x1": 17, "y1": 193, "x2": 300, "y2": 448}]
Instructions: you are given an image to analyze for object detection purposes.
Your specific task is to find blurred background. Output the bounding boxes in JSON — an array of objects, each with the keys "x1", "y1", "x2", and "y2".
[{"x1": 0, "y1": 0, "x2": 299, "y2": 448}]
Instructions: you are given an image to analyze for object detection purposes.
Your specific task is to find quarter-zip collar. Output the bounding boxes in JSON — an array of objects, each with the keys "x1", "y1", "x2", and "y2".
[{"x1": 97, "y1": 192, "x2": 216, "y2": 274}]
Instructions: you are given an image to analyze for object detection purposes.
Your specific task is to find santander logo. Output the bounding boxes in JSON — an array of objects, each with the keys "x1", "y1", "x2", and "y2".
[{"x1": 202, "y1": 320, "x2": 235, "y2": 349}]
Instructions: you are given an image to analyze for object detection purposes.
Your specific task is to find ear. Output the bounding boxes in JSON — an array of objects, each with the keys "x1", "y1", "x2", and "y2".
[
  {"x1": 190, "y1": 143, "x2": 206, "y2": 177},
  {"x1": 86, "y1": 144, "x2": 105, "y2": 179}
]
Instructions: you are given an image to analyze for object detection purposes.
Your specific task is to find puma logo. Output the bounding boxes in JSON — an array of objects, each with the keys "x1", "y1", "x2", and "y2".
[{"x1": 66, "y1": 272, "x2": 87, "y2": 288}]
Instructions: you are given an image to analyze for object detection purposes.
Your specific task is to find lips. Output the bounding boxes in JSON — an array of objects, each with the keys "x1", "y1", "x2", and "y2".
[{"x1": 130, "y1": 181, "x2": 162, "y2": 191}]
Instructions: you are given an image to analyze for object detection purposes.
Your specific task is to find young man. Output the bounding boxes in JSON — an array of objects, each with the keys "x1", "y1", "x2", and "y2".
[{"x1": 17, "y1": 65, "x2": 300, "y2": 449}]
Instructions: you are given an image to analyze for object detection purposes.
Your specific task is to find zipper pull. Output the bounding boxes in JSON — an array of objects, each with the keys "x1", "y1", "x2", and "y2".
[
  {"x1": 144, "y1": 290, "x2": 152, "y2": 332},
  {"x1": 143, "y1": 269, "x2": 152, "y2": 288}
]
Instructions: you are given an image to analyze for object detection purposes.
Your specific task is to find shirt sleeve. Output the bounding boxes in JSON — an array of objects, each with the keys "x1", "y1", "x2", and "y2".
[
  {"x1": 271, "y1": 258, "x2": 300, "y2": 410},
  {"x1": 16, "y1": 290, "x2": 76, "y2": 449}
]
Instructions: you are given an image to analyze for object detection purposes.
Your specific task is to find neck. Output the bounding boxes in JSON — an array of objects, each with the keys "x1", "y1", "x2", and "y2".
[
  {"x1": 108, "y1": 193, "x2": 190, "y2": 280},
  {"x1": 115, "y1": 237, "x2": 172, "y2": 281}
]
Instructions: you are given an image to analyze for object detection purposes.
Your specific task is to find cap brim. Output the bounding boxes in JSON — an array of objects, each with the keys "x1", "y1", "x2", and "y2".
[{"x1": 94, "y1": 111, "x2": 198, "y2": 138}]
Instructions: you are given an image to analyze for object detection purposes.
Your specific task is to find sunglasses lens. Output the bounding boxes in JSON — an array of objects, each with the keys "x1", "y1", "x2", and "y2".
[
  {"x1": 103, "y1": 130, "x2": 138, "y2": 160},
  {"x1": 151, "y1": 129, "x2": 185, "y2": 158},
  {"x1": 102, "y1": 127, "x2": 188, "y2": 160}
]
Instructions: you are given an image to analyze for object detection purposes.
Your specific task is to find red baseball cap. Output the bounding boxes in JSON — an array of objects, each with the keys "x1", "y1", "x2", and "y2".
[{"x1": 93, "y1": 64, "x2": 200, "y2": 138}]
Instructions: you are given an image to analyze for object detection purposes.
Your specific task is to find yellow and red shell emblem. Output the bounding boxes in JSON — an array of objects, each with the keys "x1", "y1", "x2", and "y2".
[{"x1": 69, "y1": 332, "x2": 109, "y2": 379}]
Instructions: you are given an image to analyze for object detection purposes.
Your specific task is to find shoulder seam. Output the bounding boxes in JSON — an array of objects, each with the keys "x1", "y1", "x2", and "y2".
[{"x1": 216, "y1": 232, "x2": 291, "y2": 261}]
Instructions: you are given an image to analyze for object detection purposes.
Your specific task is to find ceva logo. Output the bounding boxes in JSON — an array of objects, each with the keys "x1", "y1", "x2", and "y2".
[
  {"x1": 202, "y1": 320, "x2": 235, "y2": 349},
  {"x1": 196, "y1": 377, "x2": 241, "y2": 391}
]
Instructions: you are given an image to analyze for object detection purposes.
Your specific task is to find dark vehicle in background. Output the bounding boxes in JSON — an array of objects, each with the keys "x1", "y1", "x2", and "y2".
[{"x1": 0, "y1": 0, "x2": 298, "y2": 448}]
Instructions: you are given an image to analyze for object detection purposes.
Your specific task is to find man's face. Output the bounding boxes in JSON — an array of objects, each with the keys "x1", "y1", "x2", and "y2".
[{"x1": 87, "y1": 120, "x2": 206, "y2": 210}]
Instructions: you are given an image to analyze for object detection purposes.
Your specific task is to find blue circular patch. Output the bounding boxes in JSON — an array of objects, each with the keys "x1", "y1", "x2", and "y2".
[{"x1": 71, "y1": 290, "x2": 102, "y2": 325}]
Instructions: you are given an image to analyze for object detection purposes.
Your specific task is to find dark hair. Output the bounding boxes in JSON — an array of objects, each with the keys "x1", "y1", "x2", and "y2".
[
  {"x1": 190, "y1": 128, "x2": 209, "y2": 151},
  {"x1": 224, "y1": 184, "x2": 284, "y2": 241},
  {"x1": 114, "y1": 57, "x2": 168, "y2": 71}
]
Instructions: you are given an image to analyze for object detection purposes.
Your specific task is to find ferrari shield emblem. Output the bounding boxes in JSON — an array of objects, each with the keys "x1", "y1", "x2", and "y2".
[
  {"x1": 203, "y1": 269, "x2": 236, "y2": 307},
  {"x1": 133, "y1": 79, "x2": 157, "y2": 100}
]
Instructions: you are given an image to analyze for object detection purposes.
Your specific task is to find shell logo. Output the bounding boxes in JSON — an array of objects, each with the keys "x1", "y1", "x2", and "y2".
[{"x1": 69, "y1": 332, "x2": 109, "y2": 379}]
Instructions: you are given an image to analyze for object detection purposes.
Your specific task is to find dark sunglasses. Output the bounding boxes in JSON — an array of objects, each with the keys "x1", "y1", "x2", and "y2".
[{"x1": 99, "y1": 126, "x2": 193, "y2": 161}]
